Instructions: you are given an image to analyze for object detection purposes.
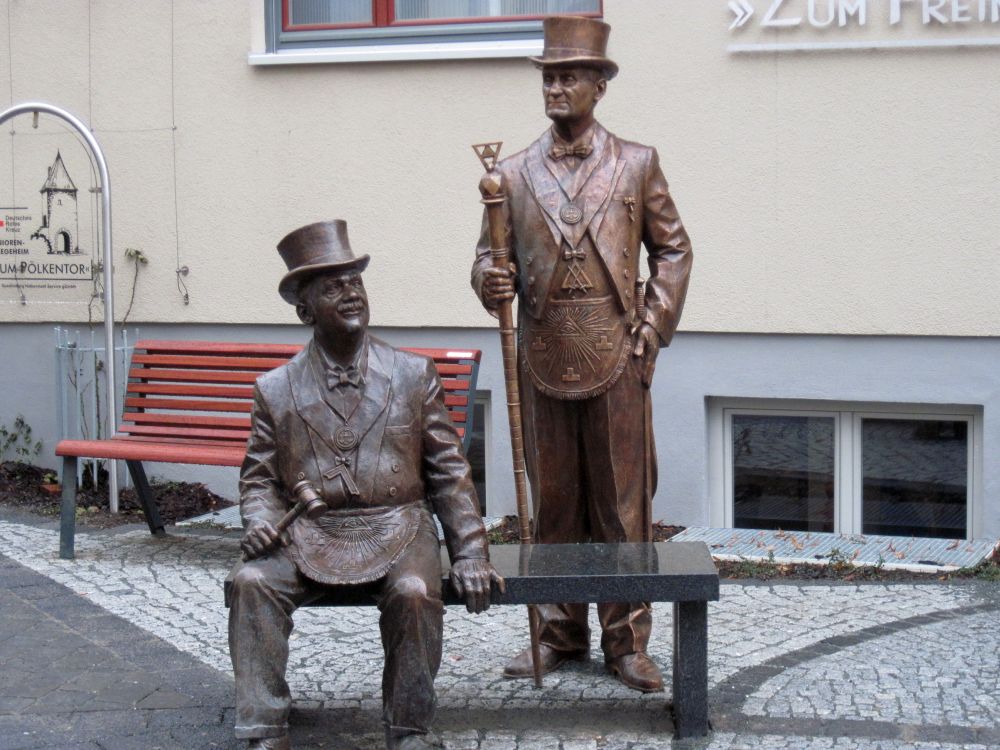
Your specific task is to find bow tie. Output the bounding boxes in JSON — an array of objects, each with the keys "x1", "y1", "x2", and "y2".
[
  {"x1": 327, "y1": 365, "x2": 363, "y2": 389},
  {"x1": 549, "y1": 142, "x2": 593, "y2": 160}
]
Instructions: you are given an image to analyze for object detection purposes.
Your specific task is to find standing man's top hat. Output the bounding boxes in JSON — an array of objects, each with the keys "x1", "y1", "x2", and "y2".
[
  {"x1": 277, "y1": 219, "x2": 370, "y2": 304},
  {"x1": 529, "y1": 15, "x2": 618, "y2": 79}
]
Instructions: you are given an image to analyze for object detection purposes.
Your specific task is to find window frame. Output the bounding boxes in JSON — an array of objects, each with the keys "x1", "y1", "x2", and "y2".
[
  {"x1": 710, "y1": 398, "x2": 982, "y2": 539},
  {"x1": 255, "y1": 0, "x2": 604, "y2": 65},
  {"x1": 282, "y1": 0, "x2": 603, "y2": 32}
]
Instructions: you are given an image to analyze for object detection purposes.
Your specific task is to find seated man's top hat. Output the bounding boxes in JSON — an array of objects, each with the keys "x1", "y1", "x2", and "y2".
[
  {"x1": 277, "y1": 219, "x2": 370, "y2": 304},
  {"x1": 529, "y1": 15, "x2": 618, "y2": 79}
]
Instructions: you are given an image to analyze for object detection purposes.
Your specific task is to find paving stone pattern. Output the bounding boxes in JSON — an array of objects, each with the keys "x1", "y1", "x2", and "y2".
[
  {"x1": 0, "y1": 518, "x2": 997, "y2": 749},
  {"x1": 702, "y1": 736, "x2": 994, "y2": 750},
  {"x1": 744, "y1": 611, "x2": 999, "y2": 728}
]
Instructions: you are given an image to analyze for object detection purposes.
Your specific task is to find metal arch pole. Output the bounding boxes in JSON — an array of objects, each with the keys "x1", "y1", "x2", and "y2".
[{"x1": 0, "y1": 102, "x2": 119, "y2": 512}]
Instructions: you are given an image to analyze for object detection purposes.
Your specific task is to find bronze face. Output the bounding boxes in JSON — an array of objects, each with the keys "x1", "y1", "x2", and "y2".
[
  {"x1": 297, "y1": 269, "x2": 370, "y2": 339},
  {"x1": 542, "y1": 65, "x2": 606, "y2": 126}
]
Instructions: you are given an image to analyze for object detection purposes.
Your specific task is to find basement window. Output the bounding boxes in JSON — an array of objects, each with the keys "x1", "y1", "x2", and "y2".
[{"x1": 710, "y1": 399, "x2": 981, "y2": 540}]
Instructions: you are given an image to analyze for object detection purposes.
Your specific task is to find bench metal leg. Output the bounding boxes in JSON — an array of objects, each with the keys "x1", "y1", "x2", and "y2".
[
  {"x1": 125, "y1": 460, "x2": 166, "y2": 537},
  {"x1": 672, "y1": 600, "x2": 710, "y2": 739},
  {"x1": 59, "y1": 456, "x2": 78, "y2": 560}
]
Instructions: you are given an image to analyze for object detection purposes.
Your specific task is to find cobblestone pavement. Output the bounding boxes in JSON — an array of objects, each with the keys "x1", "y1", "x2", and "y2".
[
  {"x1": 743, "y1": 611, "x2": 997, "y2": 727},
  {"x1": 0, "y1": 516, "x2": 997, "y2": 749}
]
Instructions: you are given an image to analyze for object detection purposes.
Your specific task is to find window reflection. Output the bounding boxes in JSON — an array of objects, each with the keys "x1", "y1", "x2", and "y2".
[
  {"x1": 289, "y1": 0, "x2": 371, "y2": 25},
  {"x1": 732, "y1": 415, "x2": 835, "y2": 532},
  {"x1": 288, "y1": 0, "x2": 601, "y2": 24},
  {"x1": 395, "y1": 1, "x2": 601, "y2": 21},
  {"x1": 862, "y1": 419, "x2": 967, "y2": 538}
]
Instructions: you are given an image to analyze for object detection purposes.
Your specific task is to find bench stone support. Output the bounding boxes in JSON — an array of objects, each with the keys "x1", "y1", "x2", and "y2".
[
  {"x1": 125, "y1": 460, "x2": 166, "y2": 537},
  {"x1": 59, "y1": 455, "x2": 78, "y2": 560},
  {"x1": 672, "y1": 599, "x2": 710, "y2": 738}
]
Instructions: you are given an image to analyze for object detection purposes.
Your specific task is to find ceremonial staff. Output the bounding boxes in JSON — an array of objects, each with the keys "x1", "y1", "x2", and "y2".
[{"x1": 472, "y1": 142, "x2": 544, "y2": 688}]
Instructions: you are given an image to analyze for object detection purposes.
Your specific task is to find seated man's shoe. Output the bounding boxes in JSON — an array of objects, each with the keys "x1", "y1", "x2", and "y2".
[
  {"x1": 503, "y1": 643, "x2": 589, "y2": 678},
  {"x1": 393, "y1": 733, "x2": 444, "y2": 750},
  {"x1": 605, "y1": 652, "x2": 664, "y2": 693},
  {"x1": 247, "y1": 736, "x2": 291, "y2": 750}
]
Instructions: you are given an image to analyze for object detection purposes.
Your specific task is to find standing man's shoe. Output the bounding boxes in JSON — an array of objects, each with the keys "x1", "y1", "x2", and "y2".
[
  {"x1": 605, "y1": 652, "x2": 664, "y2": 693},
  {"x1": 248, "y1": 736, "x2": 291, "y2": 750},
  {"x1": 503, "y1": 643, "x2": 589, "y2": 678}
]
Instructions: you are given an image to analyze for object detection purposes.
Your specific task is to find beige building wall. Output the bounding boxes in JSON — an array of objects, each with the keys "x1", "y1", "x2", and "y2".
[{"x1": 1, "y1": 0, "x2": 998, "y2": 335}]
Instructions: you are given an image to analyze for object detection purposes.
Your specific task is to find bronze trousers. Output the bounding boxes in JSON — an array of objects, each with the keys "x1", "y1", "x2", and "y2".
[
  {"x1": 522, "y1": 355, "x2": 656, "y2": 659},
  {"x1": 228, "y1": 511, "x2": 444, "y2": 742}
]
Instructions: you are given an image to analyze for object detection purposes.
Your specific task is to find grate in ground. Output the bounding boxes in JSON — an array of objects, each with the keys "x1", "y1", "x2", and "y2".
[{"x1": 670, "y1": 526, "x2": 998, "y2": 572}]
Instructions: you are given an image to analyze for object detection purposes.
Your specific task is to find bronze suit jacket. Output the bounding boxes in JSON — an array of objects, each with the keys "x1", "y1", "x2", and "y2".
[
  {"x1": 239, "y1": 336, "x2": 488, "y2": 579},
  {"x1": 473, "y1": 123, "x2": 692, "y2": 347}
]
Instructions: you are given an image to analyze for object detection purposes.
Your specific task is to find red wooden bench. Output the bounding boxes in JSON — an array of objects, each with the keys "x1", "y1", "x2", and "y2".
[{"x1": 55, "y1": 339, "x2": 482, "y2": 559}]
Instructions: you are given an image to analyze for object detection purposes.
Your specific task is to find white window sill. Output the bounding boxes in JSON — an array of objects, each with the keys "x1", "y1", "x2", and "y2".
[{"x1": 248, "y1": 38, "x2": 543, "y2": 66}]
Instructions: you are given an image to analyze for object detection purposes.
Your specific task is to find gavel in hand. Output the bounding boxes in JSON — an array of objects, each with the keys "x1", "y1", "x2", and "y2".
[{"x1": 241, "y1": 479, "x2": 328, "y2": 561}]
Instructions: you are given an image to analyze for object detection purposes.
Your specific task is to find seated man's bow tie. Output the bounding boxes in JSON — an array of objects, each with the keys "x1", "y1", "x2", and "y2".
[
  {"x1": 328, "y1": 365, "x2": 363, "y2": 389},
  {"x1": 549, "y1": 142, "x2": 593, "y2": 160}
]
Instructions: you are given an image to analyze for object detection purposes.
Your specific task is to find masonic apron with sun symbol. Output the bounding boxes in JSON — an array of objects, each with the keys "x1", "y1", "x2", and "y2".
[{"x1": 520, "y1": 129, "x2": 631, "y2": 401}]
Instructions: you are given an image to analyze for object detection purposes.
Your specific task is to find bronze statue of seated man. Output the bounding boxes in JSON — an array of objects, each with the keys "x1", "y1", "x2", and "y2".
[{"x1": 229, "y1": 220, "x2": 503, "y2": 750}]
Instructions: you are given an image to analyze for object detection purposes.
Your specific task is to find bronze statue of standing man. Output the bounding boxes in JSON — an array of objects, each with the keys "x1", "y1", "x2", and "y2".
[{"x1": 472, "y1": 16, "x2": 692, "y2": 692}]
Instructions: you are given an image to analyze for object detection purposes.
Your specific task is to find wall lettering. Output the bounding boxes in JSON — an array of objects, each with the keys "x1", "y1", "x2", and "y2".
[{"x1": 730, "y1": 0, "x2": 1000, "y2": 50}]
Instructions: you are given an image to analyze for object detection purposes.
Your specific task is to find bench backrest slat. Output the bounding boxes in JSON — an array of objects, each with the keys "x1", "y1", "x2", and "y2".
[
  {"x1": 128, "y1": 383, "x2": 257, "y2": 399},
  {"x1": 125, "y1": 412, "x2": 251, "y2": 429},
  {"x1": 122, "y1": 340, "x2": 481, "y2": 454},
  {"x1": 131, "y1": 354, "x2": 292, "y2": 370},
  {"x1": 120, "y1": 434, "x2": 253, "y2": 448},
  {"x1": 129, "y1": 367, "x2": 263, "y2": 384},
  {"x1": 125, "y1": 397, "x2": 253, "y2": 414},
  {"x1": 138, "y1": 340, "x2": 303, "y2": 356},
  {"x1": 119, "y1": 424, "x2": 252, "y2": 442}
]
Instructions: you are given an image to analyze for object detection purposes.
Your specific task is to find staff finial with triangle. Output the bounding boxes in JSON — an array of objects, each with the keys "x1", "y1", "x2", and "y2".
[{"x1": 472, "y1": 142, "x2": 503, "y2": 173}]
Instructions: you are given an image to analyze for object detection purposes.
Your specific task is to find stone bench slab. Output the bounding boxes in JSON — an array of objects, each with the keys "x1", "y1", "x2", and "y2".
[
  {"x1": 225, "y1": 541, "x2": 719, "y2": 607},
  {"x1": 224, "y1": 540, "x2": 719, "y2": 739}
]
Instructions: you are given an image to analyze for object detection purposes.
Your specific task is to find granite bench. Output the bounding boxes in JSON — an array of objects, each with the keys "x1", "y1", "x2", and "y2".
[{"x1": 226, "y1": 540, "x2": 719, "y2": 739}]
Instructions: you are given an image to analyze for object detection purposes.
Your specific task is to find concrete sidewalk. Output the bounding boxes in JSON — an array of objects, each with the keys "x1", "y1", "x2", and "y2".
[
  {"x1": 0, "y1": 513, "x2": 998, "y2": 749},
  {"x1": 0, "y1": 553, "x2": 234, "y2": 749}
]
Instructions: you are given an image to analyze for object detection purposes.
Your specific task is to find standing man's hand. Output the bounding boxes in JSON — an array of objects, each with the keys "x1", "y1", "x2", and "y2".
[
  {"x1": 241, "y1": 520, "x2": 286, "y2": 561},
  {"x1": 632, "y1": 323, "x2": 660, "y2": 388},
  {"x1": 450, "y1": 558, "x2": 506, "y2": 613},
  {"x1": 480, "y1": 263, "x2": 517, "y2": 309}
]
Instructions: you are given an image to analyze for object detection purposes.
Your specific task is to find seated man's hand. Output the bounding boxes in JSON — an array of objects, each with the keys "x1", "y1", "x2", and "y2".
[
  {"x1": 450, "y1": 558, "x2": 505, "y2": 614},
  {"x1": 241, "y1": 520, "x2": 285, "y2": 561},
  {"x1": 480, "y1": 264, "x2": 517, "y2": 309}
]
